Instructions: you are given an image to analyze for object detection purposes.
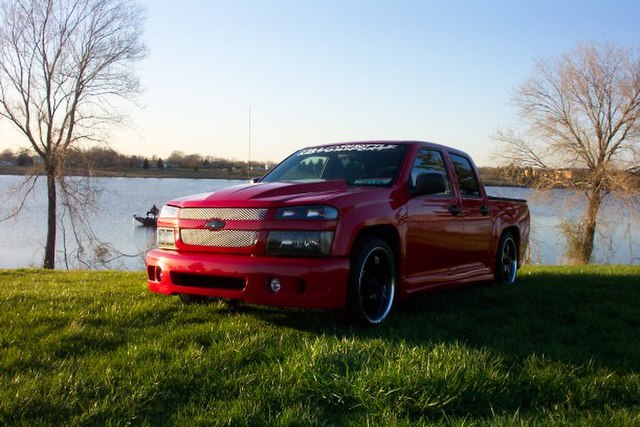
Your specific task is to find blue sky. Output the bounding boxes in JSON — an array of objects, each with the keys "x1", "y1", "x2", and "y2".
[{"x1": 2, "y1": 0, "x2": 639, "y2": 165}]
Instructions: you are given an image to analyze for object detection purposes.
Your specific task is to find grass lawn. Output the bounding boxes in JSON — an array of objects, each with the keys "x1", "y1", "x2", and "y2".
[{"x1": 1, "y1": 266, "x2": 639, "y2": 426}]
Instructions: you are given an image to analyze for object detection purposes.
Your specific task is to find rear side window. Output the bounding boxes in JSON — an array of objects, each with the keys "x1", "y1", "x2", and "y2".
[
  {"x1": 409, "y1": 149, "x2": 451, "y2": 195},
  {"x1": 449, "y1": 153, "x2": 482, "y2": 197}
]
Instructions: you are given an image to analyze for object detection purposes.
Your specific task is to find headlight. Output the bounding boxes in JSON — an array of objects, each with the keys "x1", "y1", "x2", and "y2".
[
  {"x1": 266, "y1": 231, "x2": 334, "y2": 257},
  {"x1": 159, "y1": 205, "x2": 180, "y2": 219},
  {"x1": 157, "y1": 227, "x2": 177, "y2": 249},
  {"x1": 275, "y1": 206, "x2": 338, "y2": 220}
]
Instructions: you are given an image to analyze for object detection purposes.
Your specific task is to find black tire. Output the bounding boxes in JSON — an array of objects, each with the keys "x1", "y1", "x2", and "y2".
[
  {"x1": 178, "y1": 293, "x2": 210, "y2": 304},
  {"x1": 347, "y1": 237, "x2": 396, "y2": 326},
  {"x1": 495, "y1": 232, "x2": 518, "y2": 285}
]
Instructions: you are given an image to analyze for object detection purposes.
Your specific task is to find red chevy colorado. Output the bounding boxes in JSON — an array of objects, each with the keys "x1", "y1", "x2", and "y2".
[{"x1": 146, "y1": 141, "x2": 530, "y2": 326}]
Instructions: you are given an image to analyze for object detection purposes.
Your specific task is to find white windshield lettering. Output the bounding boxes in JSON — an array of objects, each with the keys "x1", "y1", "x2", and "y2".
[{"x1": 298, "y1": 144, "x2": 399, "y2": 156}]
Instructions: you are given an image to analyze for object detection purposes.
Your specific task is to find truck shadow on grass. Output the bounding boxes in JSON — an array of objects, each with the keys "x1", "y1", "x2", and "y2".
[{"x1": 257, "y1": 271, "x2": 640, "y2": 373}]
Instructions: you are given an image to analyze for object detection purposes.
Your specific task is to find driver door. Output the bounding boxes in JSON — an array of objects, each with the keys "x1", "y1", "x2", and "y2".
[{"x1": 404, "y1": 148, "x2": 464, "y2": 291}]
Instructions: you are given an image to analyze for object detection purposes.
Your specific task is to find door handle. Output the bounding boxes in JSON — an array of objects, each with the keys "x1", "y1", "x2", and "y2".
[
  {"x1": 480, "y1": 205, "x2": 489, "y2": 216},
  {"x1": 448, "y1": 205, "x2": 462, "y2": 216}
]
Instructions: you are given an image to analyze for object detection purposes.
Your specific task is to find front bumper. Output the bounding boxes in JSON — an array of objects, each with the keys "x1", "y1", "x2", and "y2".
[{"x1": 145, "y1": 249, "x2": 350, "y2": 308}]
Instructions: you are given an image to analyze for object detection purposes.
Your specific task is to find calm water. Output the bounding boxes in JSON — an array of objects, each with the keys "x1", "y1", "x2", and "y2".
[
  {"x1": 0, "y1": 176, "x2": 246, "y2": 270},
  {"x1": 1, "y1": 175, "x2": 638, "y2": 269}
]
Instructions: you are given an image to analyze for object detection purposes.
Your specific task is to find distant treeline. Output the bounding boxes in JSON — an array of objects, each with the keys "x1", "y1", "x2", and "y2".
[
  {"x1": 479, "y1": 166, "x2": 640, "y2": 189},
  {"x1": 2, "y1": 146, "x2": 637, "y2": 187},
  {"x1": 0, "y1": 146, "x2": 274, "y2": 175}
]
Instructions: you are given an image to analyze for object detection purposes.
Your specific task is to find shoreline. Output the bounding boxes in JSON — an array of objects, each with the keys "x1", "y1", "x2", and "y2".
[{"x1": 0, "y1": 166, "x2": 253, "y2": 180}]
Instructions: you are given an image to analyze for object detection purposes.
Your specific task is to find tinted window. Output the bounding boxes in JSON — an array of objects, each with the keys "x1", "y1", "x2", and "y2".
[
  {"x1": 262, "y1": 143, "x2": 407, "y2": 186},
  {"x1": 409, "y1": 149, "x2": 451, "y2": 195},
  {"x1": 449, "y1": 153, "x2": 481, "y2": 197},
  {"x1": 277, "y1": 156, "x2": 327, "y2": 181}
]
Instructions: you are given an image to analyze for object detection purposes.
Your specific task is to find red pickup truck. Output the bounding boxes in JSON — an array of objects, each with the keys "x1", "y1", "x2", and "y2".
[{"x1": 146, "y1": 141, "x2": 529, "y2": 326}]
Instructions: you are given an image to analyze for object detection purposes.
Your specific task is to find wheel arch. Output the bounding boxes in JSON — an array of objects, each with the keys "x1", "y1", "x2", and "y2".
[
  {"x1": 499, "y1": 225, "x2": 521, "y2": 265},
  {"x1": 349, "y1": 224, "x2": 401, "y2": 264}
]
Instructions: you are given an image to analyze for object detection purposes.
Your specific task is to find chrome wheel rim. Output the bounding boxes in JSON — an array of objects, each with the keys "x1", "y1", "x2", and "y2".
[
  {"x1": 502, "y1": 237, "x2": 517, "y2": 285},
  {"x1": 358, "y1": 247, "x2": 395, "y2": 324}
]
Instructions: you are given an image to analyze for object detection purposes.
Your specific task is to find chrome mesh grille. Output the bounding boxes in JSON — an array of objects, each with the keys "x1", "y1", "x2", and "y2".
[
  {"x1": 179, "y1": 208, "x2": 267, "y2": 221},
  {"x1": 180, "y1": 229, "x2": 257, "y2": 247}
]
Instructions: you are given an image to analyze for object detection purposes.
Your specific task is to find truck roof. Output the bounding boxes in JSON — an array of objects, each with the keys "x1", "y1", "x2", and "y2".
[{"x1": 298, "y1": 140, "x2": 470, "y2": 157}]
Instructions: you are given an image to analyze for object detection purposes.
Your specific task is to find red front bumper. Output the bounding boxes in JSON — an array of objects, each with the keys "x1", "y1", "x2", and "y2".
[{"x1": 145, "y1": 249, "x2": 350, "y2": 308}]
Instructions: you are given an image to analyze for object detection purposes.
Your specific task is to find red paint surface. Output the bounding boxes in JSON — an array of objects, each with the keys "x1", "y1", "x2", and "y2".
[{"x1": 146, "y1": 141, "x2": 530, "y2": 308}]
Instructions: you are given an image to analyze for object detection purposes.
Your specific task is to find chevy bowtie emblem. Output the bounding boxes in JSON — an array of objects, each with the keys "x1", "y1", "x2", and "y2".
[{"x1": 205, "y1": 218, "x2": 226, "y2": 230}]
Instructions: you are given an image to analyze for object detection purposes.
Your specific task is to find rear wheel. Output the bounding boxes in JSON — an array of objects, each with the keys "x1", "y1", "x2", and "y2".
[
  {"x1": 495, "y1": 232, "x2": 518, "y2": 285},
  {"x1": 347, "y1": 237, "x2": 396, "y2": 326}
]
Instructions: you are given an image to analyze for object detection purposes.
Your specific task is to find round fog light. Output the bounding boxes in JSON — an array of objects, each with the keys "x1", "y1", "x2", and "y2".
[
  {"x1": 155, "y1": 266, "x2": 163, "y2": 282},
  {"x1": 269, "y1": 277, "x2": 282, "y2": 293}
]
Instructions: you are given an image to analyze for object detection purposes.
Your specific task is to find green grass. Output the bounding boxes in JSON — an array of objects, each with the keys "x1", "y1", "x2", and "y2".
[{"x1": 1, "y1": 266, "x2": 639, "y2": 426}]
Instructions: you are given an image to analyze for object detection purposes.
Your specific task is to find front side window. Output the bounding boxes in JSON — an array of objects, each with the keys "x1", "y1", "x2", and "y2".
[
  {"x1": 261, "y1": 143, "x2": 408, "y2": 186},
  {"x1": 409, "y1": 149, "x2": 451, "y2": 195},
  {"x1": 449, "y1": 153, "x2": 482, "y2": 197}
]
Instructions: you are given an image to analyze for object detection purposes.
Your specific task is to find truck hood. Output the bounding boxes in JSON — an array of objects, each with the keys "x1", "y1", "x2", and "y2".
[{"x1": 170, "y1": 180, "x2": 359, "y2": 208}]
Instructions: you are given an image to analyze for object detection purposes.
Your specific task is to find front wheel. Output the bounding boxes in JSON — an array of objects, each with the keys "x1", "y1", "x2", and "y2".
[
  {"x1": 495, "y1": 232, "x2": 518, "y2": 285},
  {"x1": 347, "y1": 237, "x2": 396, "y2": 326}
]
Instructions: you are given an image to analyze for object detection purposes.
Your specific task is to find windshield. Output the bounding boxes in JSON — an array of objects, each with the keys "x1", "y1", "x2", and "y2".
[{"x1": 261, "y1": 143, "x2": 408, "y2": 186}]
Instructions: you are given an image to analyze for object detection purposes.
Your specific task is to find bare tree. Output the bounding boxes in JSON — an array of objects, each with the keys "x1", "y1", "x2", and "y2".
[
  {"x1": 0, "y1": 0, "x2": 145, "y2": 268},
  {"x1": 495, "y1": 43, "x2": 640, "y2": 264}
]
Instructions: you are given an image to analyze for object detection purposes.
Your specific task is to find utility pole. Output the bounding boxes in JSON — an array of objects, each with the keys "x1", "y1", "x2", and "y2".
[{"x1": 247, "y1": 106, "x2": 252, "y2": 179}]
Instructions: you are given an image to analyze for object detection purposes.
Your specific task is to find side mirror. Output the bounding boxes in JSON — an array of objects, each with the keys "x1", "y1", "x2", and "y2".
[{"x1": 413, "y1": 173, "x2": 447, "y2": 196}]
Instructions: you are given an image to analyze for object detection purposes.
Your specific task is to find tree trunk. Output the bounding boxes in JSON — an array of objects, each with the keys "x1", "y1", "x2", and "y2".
[
  {"x1": 578, "y1": 193, "x2": 601, "y2": 264},
  {"x1": 43, "y1": 167, "x2": 57, "y2": 269}
]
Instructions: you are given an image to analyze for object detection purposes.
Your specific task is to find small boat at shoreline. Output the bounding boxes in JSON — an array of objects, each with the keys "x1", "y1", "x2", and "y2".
[
  {"x1": 133, "y1": 214, "x2": 157, "y2": 227},
  {"x1": 135, "y1": 205, "x2": 159, "y2": 227}
]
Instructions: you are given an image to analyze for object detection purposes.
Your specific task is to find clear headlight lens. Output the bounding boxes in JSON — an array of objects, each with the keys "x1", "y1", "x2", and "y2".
[
  {"x1": 275, "y1": 206, "x2": 338, "y2": 220},
  {"x1": 159, "y1": 205, "x2": 180, "y2": 219},
  {"x1": 266, "y1": 231, "x2": 334, "y2": 257},
  {"x1": 157, "y1": 227, "x2": 177, "y2": 249}
]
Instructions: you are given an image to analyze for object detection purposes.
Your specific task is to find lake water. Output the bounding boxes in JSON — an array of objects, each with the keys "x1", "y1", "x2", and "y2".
[{"x1": 1, "y1": 175, "x2": 638, "y2": 269}]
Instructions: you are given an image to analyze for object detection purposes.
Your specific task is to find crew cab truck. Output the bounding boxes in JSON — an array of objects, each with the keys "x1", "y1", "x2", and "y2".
[{"x1": 146, "y1": 141, "x2": 530, "y2": 326}]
